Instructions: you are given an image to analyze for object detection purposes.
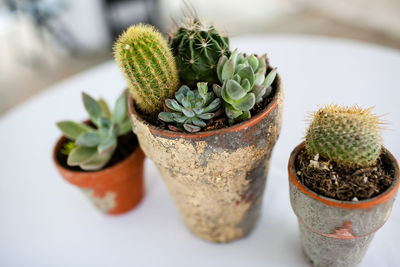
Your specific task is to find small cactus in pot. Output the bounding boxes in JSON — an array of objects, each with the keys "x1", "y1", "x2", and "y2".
[{"x1": 288, "y1": 105, "x2": 398, "y2": 267}]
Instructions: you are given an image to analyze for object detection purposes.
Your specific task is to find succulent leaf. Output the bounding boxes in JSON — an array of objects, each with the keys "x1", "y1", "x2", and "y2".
[
  {"x1": 82, "y1": 93, "x2": 102, "y2": 126},
  {"x1": 56, "y1": 121, "x2": 92, "y2": 140},
  {"x1": 113, "y1": 91, "x2": 128, "y2": 124}
]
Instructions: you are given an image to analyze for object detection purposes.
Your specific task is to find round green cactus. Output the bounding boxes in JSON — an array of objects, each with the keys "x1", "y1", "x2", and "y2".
[
  {"x1": 305, "y1": 105, "x2": 382, "y2": 168},
  {"x1": 113, "y1": 24, "x2": 180, "y2": 115},
  {"x1": 170, "y1": 19, "x2": 230, "y2": 86}
]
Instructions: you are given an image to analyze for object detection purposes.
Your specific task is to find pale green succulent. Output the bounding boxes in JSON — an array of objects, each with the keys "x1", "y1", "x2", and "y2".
[
  {"x1": 213, "y1": 49, "x2": 277, "y2": 124},
  {"x1": 158, "y1": 82, "x2": 221, "y2": 132},
  {"x1": 56, "y1": 91, "x2": 132, "y2": 171}
]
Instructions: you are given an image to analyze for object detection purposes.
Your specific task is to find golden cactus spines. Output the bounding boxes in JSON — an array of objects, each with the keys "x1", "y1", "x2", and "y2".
[
  {"x1": 305, "y1": 105, "x2": 382, "y2": 168},
  {"x1": 113, "y1": 24, "x2": 180, "y2": 115}
]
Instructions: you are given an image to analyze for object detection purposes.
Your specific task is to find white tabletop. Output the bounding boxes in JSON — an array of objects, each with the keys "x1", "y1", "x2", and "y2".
[{"x1": 1, "y1": 35, "x2": 399, "y2": 267}]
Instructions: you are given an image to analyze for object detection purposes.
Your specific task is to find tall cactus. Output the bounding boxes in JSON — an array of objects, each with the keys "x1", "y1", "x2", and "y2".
[
  {"x1": 305, "y1": 105, "x2": 382, "y2": 168},
  {"x1": 113, "y1": 24, "x2": 180, "y2": 115}
]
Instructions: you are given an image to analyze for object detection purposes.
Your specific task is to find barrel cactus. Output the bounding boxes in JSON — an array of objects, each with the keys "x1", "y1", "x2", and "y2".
[
  {"x1": 213, "y1": 49, "x2": 277, "y2": 124},
  {"x1": 305, "y1": 105, "x2": 382, "y2": 168},
  {"x1": 170, "y1": 19, "x2": 230, "y2": 86},
  {"x1": 158, "y1": 82, "x2": 221, "y2": 132},
  {"x1": 56, "y1": 91, "x2": 132, "y2": 171},
  {"x1": 113, "y1": 24, "x2": 180, "y2": 115}
]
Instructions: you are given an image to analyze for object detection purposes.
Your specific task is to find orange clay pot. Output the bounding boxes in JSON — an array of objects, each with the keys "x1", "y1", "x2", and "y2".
[{"x1": 53, "y1": 135, "x2": 145, "y2": 215}]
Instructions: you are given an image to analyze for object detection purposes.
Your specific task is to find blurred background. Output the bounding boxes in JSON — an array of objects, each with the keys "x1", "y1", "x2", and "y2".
[{"x1": 1, "y1": 0, "x2": 399, "y2": 115}]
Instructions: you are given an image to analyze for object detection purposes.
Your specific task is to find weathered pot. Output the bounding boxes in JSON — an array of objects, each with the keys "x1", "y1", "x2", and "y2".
[
  {"x1": 128, "y1": 76, "x2": 283, "y2": 243},
  {"x1": 53, "y1": 135, "x2": 145, "y2": 215},
  {"x1": 288, "y1": 142, "x2": 399, "y2": 267}
]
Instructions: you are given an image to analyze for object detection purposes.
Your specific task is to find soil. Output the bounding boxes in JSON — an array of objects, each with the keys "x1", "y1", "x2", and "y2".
[
  {"x1": 134, "y1": 74, "x2": 278, "y2": 132},
  {"x1": 295, "y1": 147, "x2": 394, "y2": 201},
  {"x1": 56, "y1": 132, "x2": 138, "y2": 172}
]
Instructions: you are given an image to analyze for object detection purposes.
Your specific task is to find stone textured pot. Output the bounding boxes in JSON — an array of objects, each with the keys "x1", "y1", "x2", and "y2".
[
  {"x1": 53, "y1": 135, "x2": 145, "y2": 215},
  {"x1": 288, "y1": 142, "x2": 399, "y2": 267},
  {"x1": 128, "y1": 76, "x2": 283, "y2": 243}
]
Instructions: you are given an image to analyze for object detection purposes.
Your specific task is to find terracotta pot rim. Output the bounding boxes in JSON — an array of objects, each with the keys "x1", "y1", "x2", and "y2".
[
  {"x1": 52, "y1": 135, "x2": 140, "y2": 176},
  {"x1": 288, "y1": 142, "x2": 400, "y2": 209},
  {"x1": 128, "y1": 74, "x2": 282, "y2": 139}
]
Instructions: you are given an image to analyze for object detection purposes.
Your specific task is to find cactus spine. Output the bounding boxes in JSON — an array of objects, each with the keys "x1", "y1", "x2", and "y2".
[
  {"x1": 305, "y1": 105, "x2": 382, "y2": 168},
  {"x1": 170, "y1": 19, "x2": 230, "y2": 86},
  {"x1": 113, "y1": 24, "x2": 180, "y2": 115}
]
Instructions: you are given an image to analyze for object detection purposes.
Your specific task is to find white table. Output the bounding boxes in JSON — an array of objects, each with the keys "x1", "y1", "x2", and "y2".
[{"x1": 1, "y1": 35, "x2": 399, "y2": 267}]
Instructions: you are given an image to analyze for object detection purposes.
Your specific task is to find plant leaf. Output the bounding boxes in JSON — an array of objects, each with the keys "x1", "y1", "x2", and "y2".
[
  {"x1": 183, "y1": 123, "x2": 201, "y2": 132},
  {"x1": 226, "y1": 80, "x2": 247, "y2": 100},
  {"x1": 98, "y1": 135, "x2": 117, "y2": 155},
  {"x1": 234, "y1": 93, "x2": 256, "y2": 111},
  {"x1": 197, "y1": 113, "x2": 215, "y2": 120},
  {"x1": 182, "y1": 108, "x2": 195, "y2": 118},
  {"x1": 158, "y1": 112, "x2": 175, "y2": 122},
  {"x1": 217, "y1": 55, "x2": 228, "y2": 82},
  {"x1": 203, "y1": 98, "x2": 221, "y2": 113},
  {"x1": 113, "y1": 91, "x2": 127, "y2": 124},
  {"x1": 67, "y1": 146, "x2": 98, "y2": 166},
  {"x1": 225, "y1": 106, "x2": 242, "y2": 119},
  {"x1": 192, "y1": 117, "x2": 206, "y2": 127},
  {"x1": 263, "y1": 68, "x2": 277, "y2": 88},
  {"x1": 248, "y1": 55, "x2": 259, "y2": 72},
  {"x1": 80, "y1": 152, "x2": 112, "y2": 171},
  {"x1": 197, "y1": 82, "x2": 208, "y2": 100},
  {"x1": 76, "y1": 132, "x2": 102, "y2": 147},
  {"x1": 118, "y1": 119, "x2": 132, "y2": 135},
  {"x1": 56, "y1": 121, "x2": 92, "y2": 140},
  {"x1": 82, "y1": 92, "x2": 102, "y2": 126},
  {"x1": 237, "y1": 66, "x2": 255, "y2": 87},
  {"x1": 221, "y1": 59, "x2": 235, "y2": 81},
  {"x1": 166, "y1": 99, "x2": 183, "y2": 112},
  {"x1": 98, "y1": 98, "x2": 111, "y2": 118},
  {"x1": 213, "y1": 84, "x2": 222, "y2": 98}
]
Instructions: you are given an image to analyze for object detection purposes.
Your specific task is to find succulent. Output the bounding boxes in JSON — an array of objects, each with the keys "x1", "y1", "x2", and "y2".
[
  {"x1": 305, "y1": 105, "x2": 382, "y2": 168},
  {"x1": 113, "y1": 24, "x2": 180, "y2": 115},
  {"x1": 213, "y1": 49, "x2": 277, "y2": 124},
  {"x1": 170, "y1": 19, "x2": 230, "y2": 86},
  {"x1": 158, "y1": 82, "x2": 221, "y2": 132},
  {"x1": 56, "y1": 91, "x2": 132, "y2": 171}
]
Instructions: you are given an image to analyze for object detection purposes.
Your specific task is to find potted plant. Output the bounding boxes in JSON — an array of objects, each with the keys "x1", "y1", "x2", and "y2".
[
  {"x1": 288, "y1": 105, "x2": 399, "y2": 266},
  {"x1": 53, "y1": 91, "x2": 145, "y2": 215},
  {"x1": 113, "y1": 20, "x2": 283, "y2": 242}
]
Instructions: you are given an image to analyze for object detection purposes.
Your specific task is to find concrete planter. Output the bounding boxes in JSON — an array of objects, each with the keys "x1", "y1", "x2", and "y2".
[
  {"x1": 288, "y1": 142, "x2": 399, "y2": 267},
  {"x1": 128, "y1": 76, "x2": 283, "y2": 243}
]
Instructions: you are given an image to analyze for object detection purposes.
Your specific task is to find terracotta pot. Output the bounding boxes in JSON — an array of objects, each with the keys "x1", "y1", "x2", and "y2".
[
  {"x1": 288, "y1": 142, "x2": 399, "y2": 267},
  {"x1": 128, "y1": 76, "x2": 283, "y2": 243},
  {"x1": 53, "y1": 135, "x2": 145, "y2": 215}
]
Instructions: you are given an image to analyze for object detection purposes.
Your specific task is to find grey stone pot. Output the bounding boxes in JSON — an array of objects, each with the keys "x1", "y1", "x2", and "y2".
[{"x1": 288, "y1": 142, "x2": 399, "y2": 267}]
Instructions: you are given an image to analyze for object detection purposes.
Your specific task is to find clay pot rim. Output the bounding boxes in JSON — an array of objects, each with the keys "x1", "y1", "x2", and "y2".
[
  {"x1": 288, "y1": 142, "x2": 400, "y2": 209},
  {"x1": 52, "y1": 134, "x2": 141, "y2": 177},
  {"x1": 128, "y1": 74, "x2": 282, "y2": 139}
]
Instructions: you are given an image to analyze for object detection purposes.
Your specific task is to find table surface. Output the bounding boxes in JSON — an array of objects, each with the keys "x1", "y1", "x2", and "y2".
[{"x1": 1, "y1": 35, "x2": 399, "y2": 267}]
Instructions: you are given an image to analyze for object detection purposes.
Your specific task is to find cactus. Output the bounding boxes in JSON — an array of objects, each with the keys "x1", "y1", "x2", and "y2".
[
  {"x1": 56, "y1": 91, "x2": 132, "y2": 171},
  {"x1": 158, "y1": 82, "x2": 221, "y2": 132},
  {"x1": 170, "y1": 19, "x2": 230, "y2": 86},
  {"x1": 213, "y1": 49, "x2": 277, "y2": 124},
  {"x1": 113, "y1": 24, "x2": 180, "y2": 115},
  {"x1": 305, "y1": 105, "x2": 382, "y2": 168}
]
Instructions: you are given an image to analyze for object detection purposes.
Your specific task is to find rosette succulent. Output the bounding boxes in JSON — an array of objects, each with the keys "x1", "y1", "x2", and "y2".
[
  {"x1": 56, "y1": 91, "x2": 132, "y2": 170},
  {"x1": 158, "y1": 82, "x2": 221, "y2": 132},
  {"x1": 213, "y1": 49, "x2": 277, "y2": 124}
]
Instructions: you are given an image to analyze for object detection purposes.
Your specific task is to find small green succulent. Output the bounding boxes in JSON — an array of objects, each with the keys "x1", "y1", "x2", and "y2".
[
  {"x1": 158, "y1": 82, "x2": 221, "y2": 132},
  {"x1": 56, "y1": 91, "x2": 132, "y2": 171},
  {"x1": 213, "y1": 49, "x2": 277, "y2": 124}
]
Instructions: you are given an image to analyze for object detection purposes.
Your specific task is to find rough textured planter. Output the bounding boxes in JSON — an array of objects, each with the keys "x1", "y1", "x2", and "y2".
[
  {"x1": 128, "y1": 76, "x2": 283, "y2": 243},
  {"x1": 288, "y1": 142, "x2": 399, "y2": 267},
  {"x1": 53, "y1": 135, "x2": 145, "y2": 215}
]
